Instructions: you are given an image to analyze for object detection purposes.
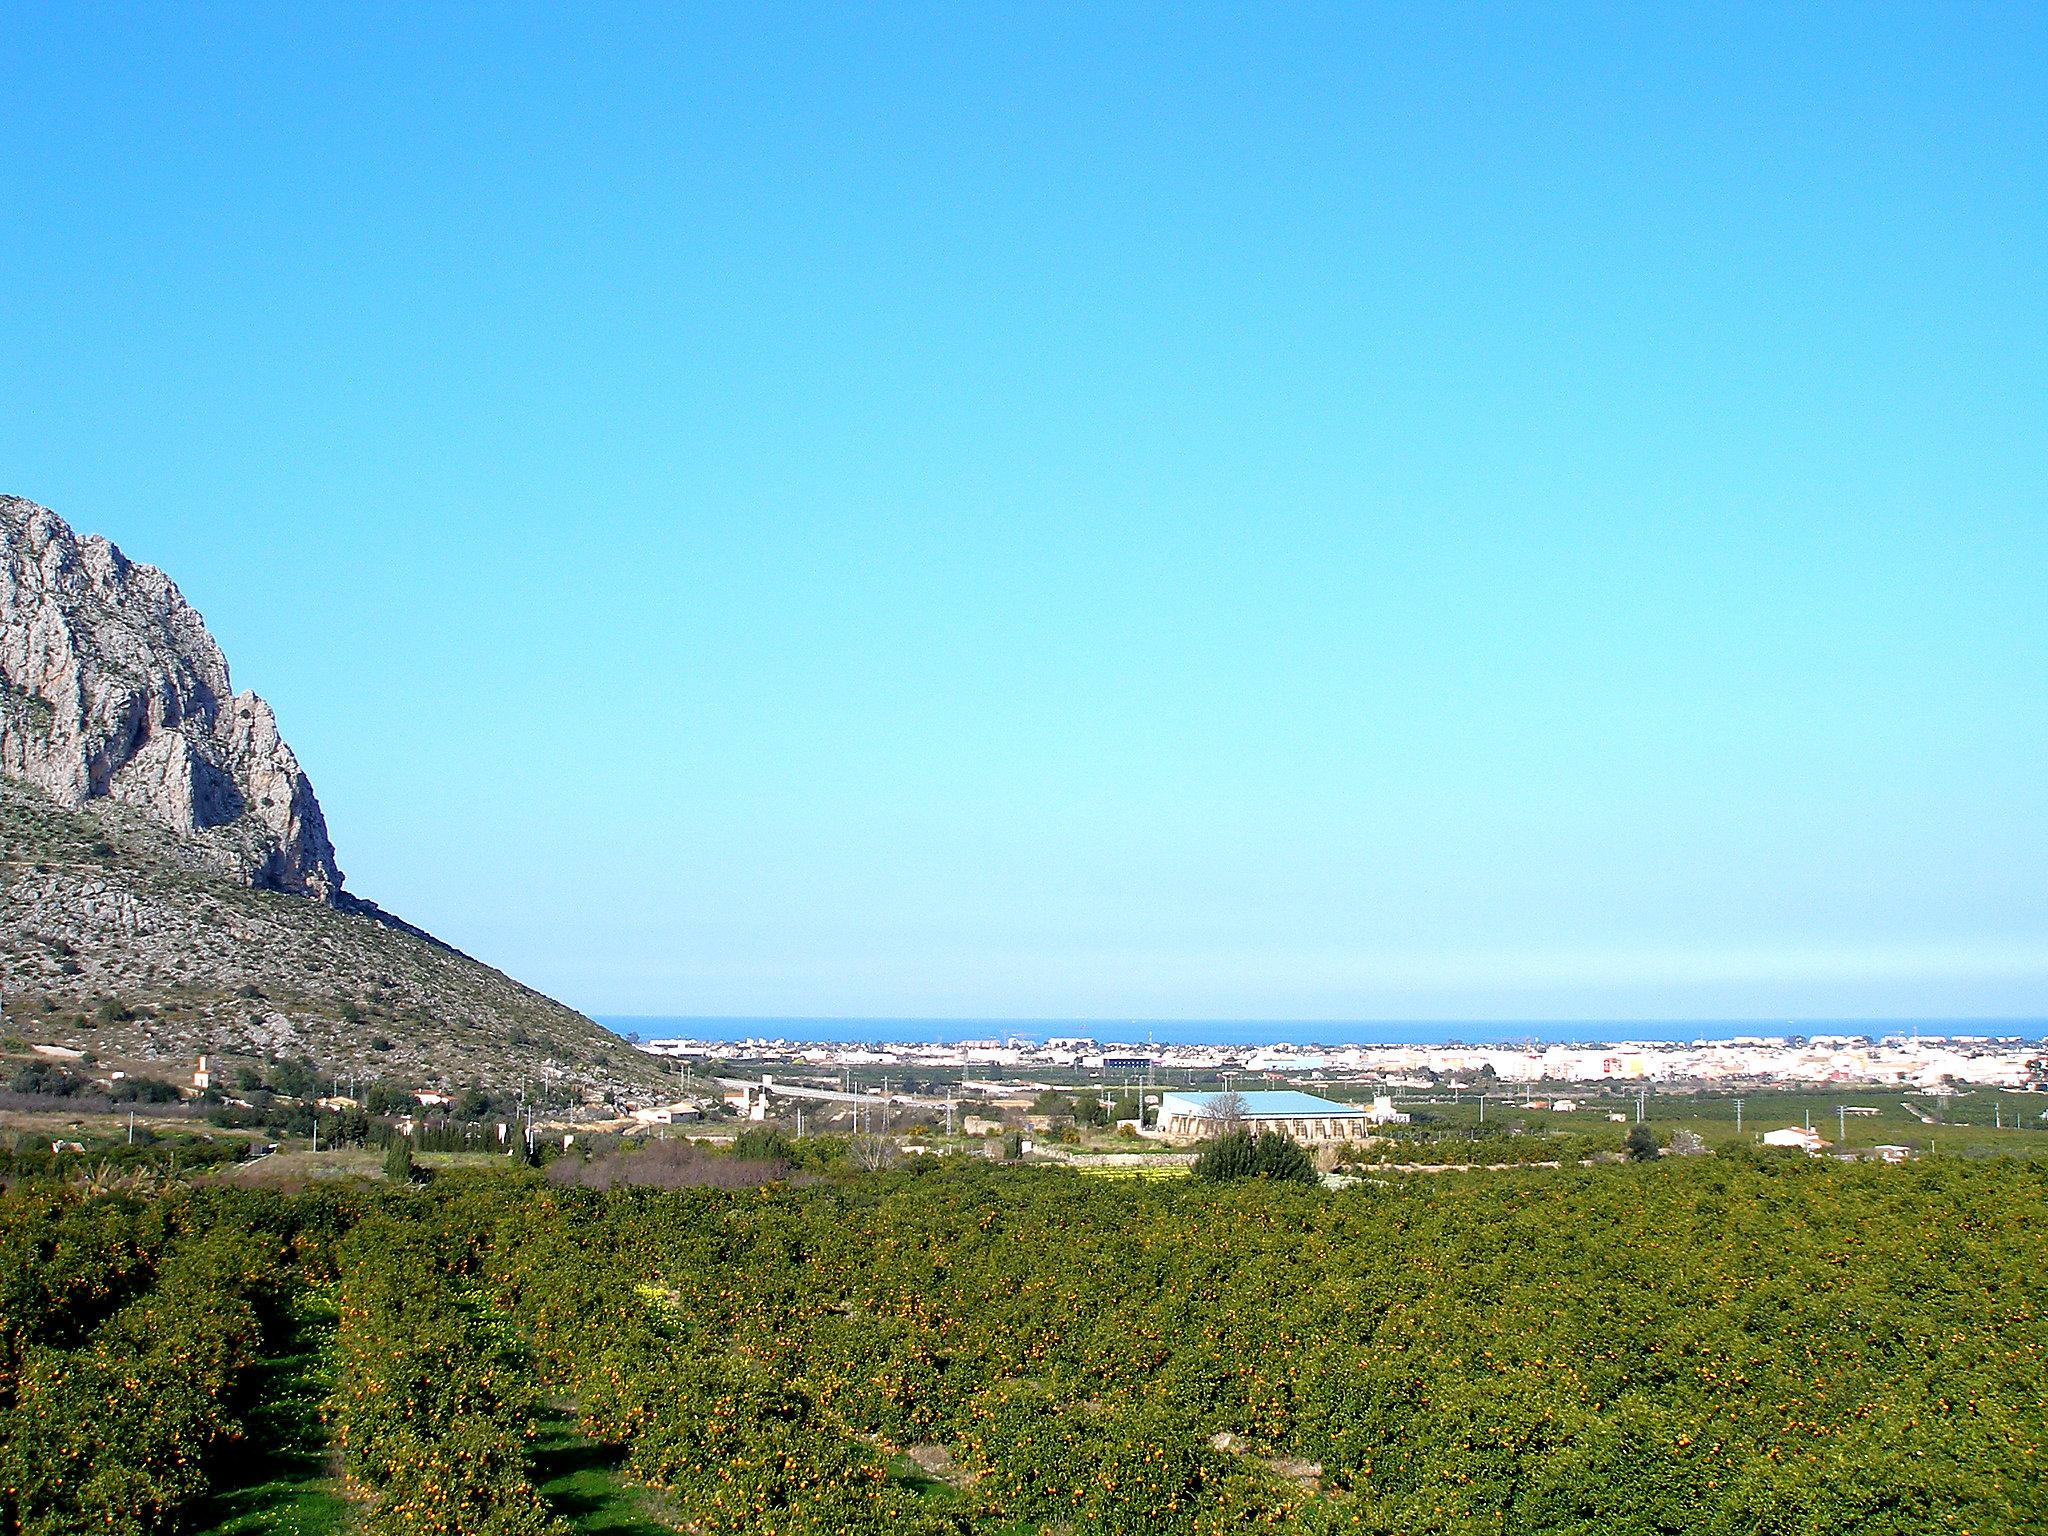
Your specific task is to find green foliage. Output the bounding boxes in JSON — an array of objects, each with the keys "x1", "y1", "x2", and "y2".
[
  {"x1": 1351, "y1": 1122, "x2": 1625, "y2": 1166},
  {"x1": 321, "y1": 1107, "x2": 373, "y2": 1146},
  {"x1": 957, "y1": 1388, "x2": 1293, "y2": 1534},
  {"x1": 0, "y1": 1194, "x2": 301, "y2": 1536},
  {"x1": 1071, "y1": 1089, "x2": 1109, "y2": 1127},
  {"x1": 382, "y1": 1139, "x2": 414, "y2": 1183},
  {"x1": 0, "y1": 1128, "x2": 241, "y2": 1182},
  {"x1": 327, "y1": 1219, "x2": 564, "y2": 1536},
  {"x1": 2, "y1": 1157, "x2": 2045, "y2": 1535},
  {"x1": 1625, "y1": 1123, "x2": 1661, "y2": 1161},
  {"x1": 108, "y1": 1074, "x2": 181, "y2": 1104},
  {"x1": 1192, "y1": 1128, "x2": 1319, "y2": 1184},
  {"x1": 267, "y1": 1057, "x2": 320, "y2": 1101},
  {"x1": 729, "y1": 1125, "x2": 793, "y2": 1162},
  {"x1": 8, "y1": 1059, "x2": 88, "y2": 1097},
  {"x1": 363, "y1": 1082, "x2": 410, "y2": 1115}
]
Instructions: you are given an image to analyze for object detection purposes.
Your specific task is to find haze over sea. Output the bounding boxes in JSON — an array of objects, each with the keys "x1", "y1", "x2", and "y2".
[{"x1": 601, "y1": 1017, "x2": 2048, "y2": 1049}]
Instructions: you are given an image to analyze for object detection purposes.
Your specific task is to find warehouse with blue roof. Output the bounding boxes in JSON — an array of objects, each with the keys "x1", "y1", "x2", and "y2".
[{"x1": 1153, "y1": 1089, "x2": 1403, "y2": 1145}]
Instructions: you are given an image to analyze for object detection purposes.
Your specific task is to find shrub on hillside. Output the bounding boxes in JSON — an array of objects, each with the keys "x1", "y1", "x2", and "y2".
[
  {"x1": 108, "y1": 1075, "x2": 181, "y2": 1104},
  {"x1": 8, "y1": 1060, "x2": 86, "y2": 1097}
]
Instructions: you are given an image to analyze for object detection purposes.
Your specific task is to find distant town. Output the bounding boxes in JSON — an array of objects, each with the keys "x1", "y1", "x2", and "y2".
[{"x1": 638, "y1": 1029, "x2": 2048, "y2": 1091}]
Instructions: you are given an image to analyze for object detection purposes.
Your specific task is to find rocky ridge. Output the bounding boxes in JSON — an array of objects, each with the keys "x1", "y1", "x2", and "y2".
[{"x1": 0, "y1": 495, "x2": 339, "y2": 899}]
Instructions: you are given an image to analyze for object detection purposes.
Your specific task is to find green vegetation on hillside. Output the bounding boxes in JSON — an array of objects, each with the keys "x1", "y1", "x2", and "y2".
[{"x1": 0, "y1": 1152, "x2": 2042, "y2": 1534}]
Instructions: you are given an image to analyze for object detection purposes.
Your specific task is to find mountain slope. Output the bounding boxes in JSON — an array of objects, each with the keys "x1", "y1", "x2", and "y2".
[
  {"x1": 0, "y1": 756, "x2": 664, "y2": 1092},
  {"x1": 0, "y1": 496, "x2": 663, "y2": 1094}
]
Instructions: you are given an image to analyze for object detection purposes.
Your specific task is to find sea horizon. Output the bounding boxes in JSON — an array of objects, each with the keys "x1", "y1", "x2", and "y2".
[{"x1": 597, "y1": 1015, "x2": 2048, "y2": 1050}]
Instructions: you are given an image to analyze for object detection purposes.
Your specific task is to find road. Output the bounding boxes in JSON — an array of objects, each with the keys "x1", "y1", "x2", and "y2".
[{"x1": 714, "y1": 1076, "x2": 953, "y2": 1109}]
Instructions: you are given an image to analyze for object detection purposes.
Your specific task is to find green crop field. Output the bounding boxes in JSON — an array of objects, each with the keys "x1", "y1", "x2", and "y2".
[{"x1": 1396, "y1": 1086, "x2": 2048, "y2": 1154}]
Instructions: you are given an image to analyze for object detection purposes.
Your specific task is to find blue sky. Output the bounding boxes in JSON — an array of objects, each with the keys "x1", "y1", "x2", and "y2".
[{"x1": 2, "y1": 4, "x2": 2043, "y2": 1021}]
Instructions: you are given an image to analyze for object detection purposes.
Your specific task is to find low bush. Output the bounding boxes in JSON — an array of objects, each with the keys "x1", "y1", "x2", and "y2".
[{"x1": 1191, "y1": 1129, "x2": 1318, "y2": 1184}]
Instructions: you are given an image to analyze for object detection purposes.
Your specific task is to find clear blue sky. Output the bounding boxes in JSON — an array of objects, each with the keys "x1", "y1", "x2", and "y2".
[{"x1": 3, "y1": 5, "x2": 2043, "y2": 1022}]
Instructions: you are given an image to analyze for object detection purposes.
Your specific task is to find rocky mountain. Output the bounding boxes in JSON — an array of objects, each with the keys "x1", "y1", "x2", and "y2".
[
  {"x1": 0, "y1": 496, "x2": 664, "y2": 1094},
  {"x1": 1, "y1": 495, "x2": 339, "y2": 898}
]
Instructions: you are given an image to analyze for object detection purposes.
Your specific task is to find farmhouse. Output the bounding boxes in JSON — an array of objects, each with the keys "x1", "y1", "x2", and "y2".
[
  {"x1": 1761, "y1": 1126, "x2": 1829, "y2": 1153},
  {"x1": 1153, "y1": 1090, "x2": 1376, "y2": 1145},
  {"x1": 631, "y1": 1101, "x2": 703, "y2": 1126}
]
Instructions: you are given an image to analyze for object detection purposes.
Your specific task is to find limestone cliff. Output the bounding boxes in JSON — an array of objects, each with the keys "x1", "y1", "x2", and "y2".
[
  {"x1": 0, "y1": 496, "x2": 340, "y2": 900},
  {"x1": 0, "y1": 495, "x2": 665, "y2": 1093}
]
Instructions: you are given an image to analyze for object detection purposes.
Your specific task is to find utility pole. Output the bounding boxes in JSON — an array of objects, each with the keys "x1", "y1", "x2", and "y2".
[
  {"x1": 1735, "y1": 1097, "x2": 1744, "y2": 1135},
  {"x1": 1837, "y1": 1105, "x2": 1847, "y2": 1145}
]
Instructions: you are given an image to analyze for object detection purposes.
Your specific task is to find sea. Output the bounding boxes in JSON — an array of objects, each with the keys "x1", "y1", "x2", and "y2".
[{"x1": 596, "y1": 1016, "x2": 2048, "y2": 1049}]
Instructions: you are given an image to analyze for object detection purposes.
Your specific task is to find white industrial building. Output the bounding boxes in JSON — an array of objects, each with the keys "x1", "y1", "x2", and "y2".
[{"x1": 1152, "y1": 1090, "x2": 1392, "y2": 1145}]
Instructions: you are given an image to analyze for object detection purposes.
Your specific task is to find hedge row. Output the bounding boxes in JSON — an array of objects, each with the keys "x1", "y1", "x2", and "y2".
[
  {"x1": 0, "y1": 1197, "x2": 284, "y2": 1535},
  {"x1": 328, "y1": 1217, "x2": 564, "y2": 1536}
]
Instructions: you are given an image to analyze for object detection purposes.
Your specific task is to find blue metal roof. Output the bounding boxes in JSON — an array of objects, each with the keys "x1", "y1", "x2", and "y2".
[{"x1": 1162, "y1": 1090, "x2": 1365, "y2": 1117}]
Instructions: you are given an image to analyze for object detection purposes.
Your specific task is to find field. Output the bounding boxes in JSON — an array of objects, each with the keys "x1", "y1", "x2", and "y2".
[
  {"x1": 1, "y1": 1148, "x2": 2043, "y2": 1536},
  {"x1": 1387, "y1": 1085, "x2": 2048, "y2": 1154}
]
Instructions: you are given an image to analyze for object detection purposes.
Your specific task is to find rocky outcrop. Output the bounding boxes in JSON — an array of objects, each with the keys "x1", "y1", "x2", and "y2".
[{"x1": 0, "y1": 496, "x2": 341, "y2": 900}]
